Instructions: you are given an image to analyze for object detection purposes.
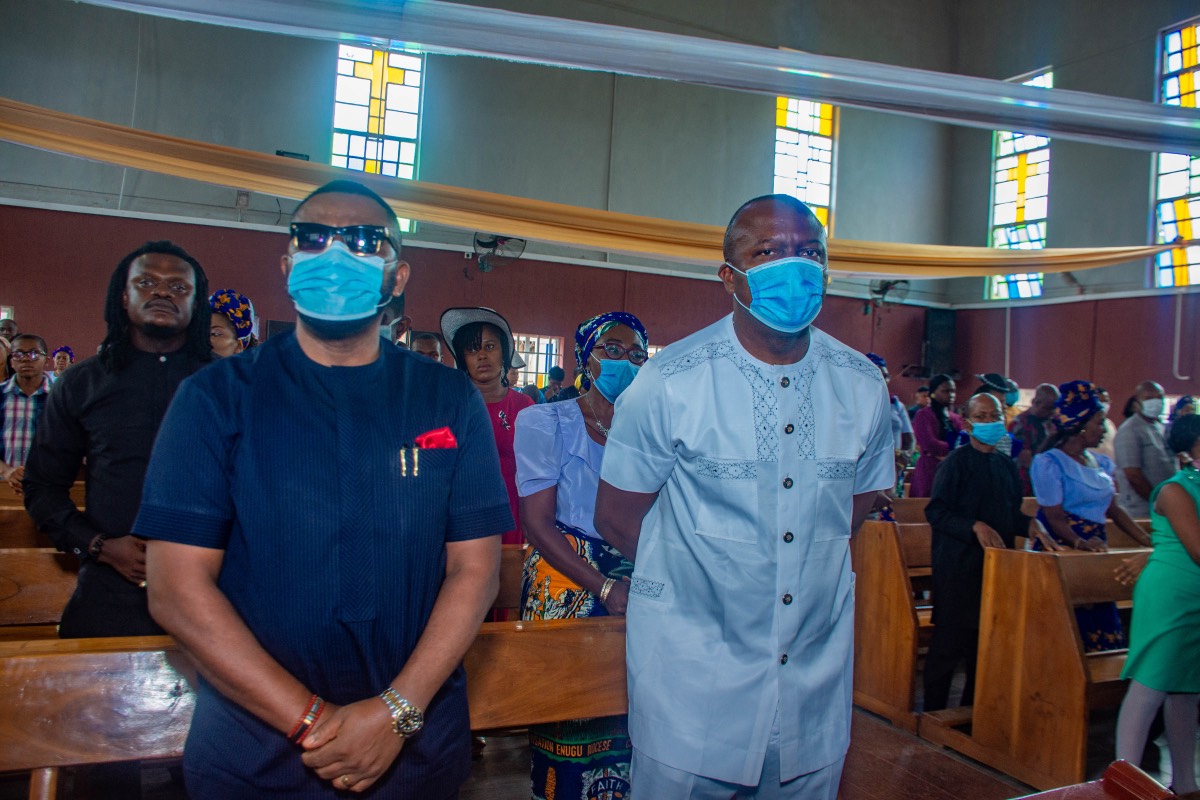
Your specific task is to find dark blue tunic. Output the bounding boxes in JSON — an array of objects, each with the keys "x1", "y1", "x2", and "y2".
[{"x1": 134, "y1": 332, "x2": 512, "y2": 798}]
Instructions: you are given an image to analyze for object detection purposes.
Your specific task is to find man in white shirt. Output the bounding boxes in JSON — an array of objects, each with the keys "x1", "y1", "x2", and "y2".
[
  {"x1": 1113, "y1": 380, "x2": 1175, "y2": 517},
  {"x1": 595, "y1": 194, "x2": 894, "y2": 799}
]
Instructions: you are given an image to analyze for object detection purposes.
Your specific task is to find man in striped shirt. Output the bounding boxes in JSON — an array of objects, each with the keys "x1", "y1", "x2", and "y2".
[{"x1": 0, "y1": 332, "x2": 51, "y2": 494}]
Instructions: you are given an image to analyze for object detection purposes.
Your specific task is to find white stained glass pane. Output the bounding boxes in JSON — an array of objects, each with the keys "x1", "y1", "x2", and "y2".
[
  {"x1": 332, "y1": 132, "x2": 349, "y2": 156},
  {"x1": 404, "y1": 70, "x2": 421, "y2": 87},
  {"x1": 382, "y1": 162, "x2": 398, "y2": 177},
  {"x1": 1189, "y1": 197, "x2": 1200, "y2": 218},
  {"x1": 335, "y1": 74, "x2": 371, "y2": 106},
  {"x1": 1162, "y1": 222, "x2": 1179, "y2": 240},
  {"x1": 1190, "y1": 245, "x2": 1200, "y2": 264},
  {"x1": 810, "y1": 135, "x2": 831, "y2": 151},
  {"x1": 389, "y1": 53, "x2": 422, "y2": 71},
  {"x1": 1025, "y1": 196, "x2": 1048, "y2": 220},
  {"x1": 1168, "y1": 31, "x2": 1182, "y2": 52},
  {"x1": 994, "y1": 203, "x2": 1017, "y2": 226},
  {"x1": 809, "y1": 161, "x2": 832, "y2": 185},
  {"x1": 807, "y1": 183, "x2": 830, "y2": 207},
  {"x1": 994, "y1": 180, "x2": 1018, "y2": 204},
  {"x1": 1027, "y1": 148, "x2": 1050, "y2": 163},
  {"x1": 997, "y1": 136, "x2": 1014, "y2": 157},
  {"x1": 776, "y1": 127, "x2": 799, "y2": 145},
  {"x1": 1160, "y1": 201, "x2": 1176, "y2": 222},
  {"x1": 339, "y1": 45, "x2": 373, "y2": 62},
  {"x1": 1169, "y1": 52, "x2": 1184, "y2": 73},
  {"x1": 1161, "y1": 152, "x2": 1190, "y2": 173},
  {"x1": 382, "y1": 139, "x2": 400, "y2": 162},
  {"x1": 397, "y1": 164, "x2": 414, "y2": 179},
  {"x1": 386, "y1": 85, "x2": 420, "y2": 113},
  {"x1": 348, "y1": 135, "x2": 366, "y2": 158},
  {"x1": 774, "y1": 176, "x2": 791, "y2": 194},
  {"x1": 1025, "y1": 173, "x2": 1050, "y2": 200},
  {"x1": 365, "y1": 139, "x2": 379, "y2": 160},
  {"x1": 1159, "y1": 171, "x2": 1189, "y2": 199},
  {"x1": 332, "y1": 155, "x2": 348, "y2": 168},
  {"x1": 384, "y1": 110, "x2": 418, "y2": 140},
  {"x1": 400, "y1": 141, "x2": 416, "y2": 164},
  {"x1": 348, "y1": 157, "x2": 365, "y2": 171},
  {"x1": 776, "y1": 154, "x2": 798, "y2": 178},
  {"x1": 995, "y1": 155, "x2": 1017, "y2": 171},
  {"x1": 333, "y1": 103, "x2": 369, "y2": 133},
  {"x1": 337, "y1": 60, "x2": 354, "y2": 76}
]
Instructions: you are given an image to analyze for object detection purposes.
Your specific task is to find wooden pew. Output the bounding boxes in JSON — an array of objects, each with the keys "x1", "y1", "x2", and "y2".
[
  {"x1": 0, "y1": 617, "x2": 627, "y2": 799},
  {"x1": 0, "y1": 481, "x2": 85, "y2": 509},
  {"x1": 0, "y1": 509, "x2": 52, "y2": 550},
  {"x1": 495, "y1": 543, "x2": 525, "y2": 616},
  {"x1": 891, "y1": 496, "x2": 1040, "y2": 523},
  {"x1": 919, "y1": 548, "x2": 1151, "y2": 790},
  {"x1": 1013, "y1": 760, "x2": 1172, "y2": 799},
  {"x1": 0, "y1": 549, "x2": 76, "y2": 640},
  {"x1": 850, "y1": 520, "x2": 932, "y2": 731}
]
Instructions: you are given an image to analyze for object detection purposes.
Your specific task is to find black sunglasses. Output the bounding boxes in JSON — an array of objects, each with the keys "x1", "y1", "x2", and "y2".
[{"x1": 290, "y1": 223, "x2": 397, "y2": 256}]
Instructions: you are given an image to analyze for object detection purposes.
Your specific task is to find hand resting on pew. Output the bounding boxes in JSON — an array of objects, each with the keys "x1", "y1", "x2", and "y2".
[{"x1": 1113, "y1": 552, "x2": 1150, "y2": 586}]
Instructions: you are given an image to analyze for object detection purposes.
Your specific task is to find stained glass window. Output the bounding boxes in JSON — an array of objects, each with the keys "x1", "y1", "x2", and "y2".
[
  {"x1": 987, "y1": 71, "x2": 1053, "y2": 300},
  {"x1": 332, "y1": 45, "x2": 423, "y2": 232},
  {"x1": 774, "y1": 98, "x2": 836, "y2": 230},
  {"x1": 1154, "y1": 18, "x2": 1200, "y2": 287}
]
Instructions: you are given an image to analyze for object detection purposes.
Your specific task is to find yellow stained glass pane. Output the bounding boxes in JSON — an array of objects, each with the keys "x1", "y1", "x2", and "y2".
[
  {"x1": 813, "y1": 207, "x2": 828, "y2": 226},
  {"x1": 776, "y1": 109, "x2": 788, "y2": 127},
  {"x1": 1180, "y1": 217, "x2": 1194, "y2": 239},
  {"x1": 369, "y1": 98, "x2": 382, "y2": 118},
  {"x1": 820, "y1": 105, "x2": 832, "y2": 119},
  {"x1": 776, "y1": 96, "x2": 788, "y2": 110},
  {"x1": 368, "y1": 118, "x2": 380, "y2": 135},
  {"x1": 1184, "y1": 25, "x2": 1196, "y2": 49},
  {"x1": 1015, "y1": 207, "x2": 1025, "y2": 223},
  {"x1": 819, "y1": 120, "x2": 831, "y2": 136},
  {"x1": 365, "y1": 161, "x2": 379, "y2": 174}
]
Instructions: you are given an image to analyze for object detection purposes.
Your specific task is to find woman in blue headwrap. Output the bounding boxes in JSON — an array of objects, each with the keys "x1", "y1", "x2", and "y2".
[
  {"x1": 513, "y1": 310, "x2": 648, "y2": 800},
  {"x1": 208, "y1": 289, "x2": 257, "y2": 358},
  {"x1": 1031, "y1": 380, "x2": 1152, "y2": 651},
  {"x1": 49, "y1": 346, "x2": 74, "y2": 379}
]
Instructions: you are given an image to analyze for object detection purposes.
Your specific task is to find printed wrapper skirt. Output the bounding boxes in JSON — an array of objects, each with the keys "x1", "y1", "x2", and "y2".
[{"x1": 521, "y1": 523, "x2": 633, "y2": 800}]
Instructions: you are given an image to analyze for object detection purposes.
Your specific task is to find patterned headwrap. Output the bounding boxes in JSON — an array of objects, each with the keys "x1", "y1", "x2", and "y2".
[
  {"x1": 1054, "y1": 380, "x2": 1105, "y2": 432},
  {"x1": 866, "y1": 352, "x2": 886, "y2": 368},
  {"x1": 209, "y1": 289, "x2": 256, "y2": 346},
  {"x1": 574, "y1": 312, "x2": 649, "y2": 391},
  {"x1": 50, "y1": 345, "x2": 74, "y2": 362},
  {"x1": 1171, "y1": 395, "x2": 1195, "y2": 422}
]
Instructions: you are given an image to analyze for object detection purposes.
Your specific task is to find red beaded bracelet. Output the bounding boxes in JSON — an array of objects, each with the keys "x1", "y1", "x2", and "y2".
[{"x1": 288, "y1": 694, "x2": 325, "y2": 744}]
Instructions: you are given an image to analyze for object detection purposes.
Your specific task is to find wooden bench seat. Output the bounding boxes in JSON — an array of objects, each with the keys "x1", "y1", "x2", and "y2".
[
  {"x1": 0, "y1": 481, "x2": 85, "y2": 510},
  {"x1": 851, "y1": 520, "x2": 933, "y2": 730},
  {"x1": 918, "y1": 547, "x2": 1152, "y2": 790},
  {"x1": 1014, "y1": 759, "x2": 1172, "y2": 799},
  {"x1": 0, "y1": 616, "x2": 626, "y2": 799}
]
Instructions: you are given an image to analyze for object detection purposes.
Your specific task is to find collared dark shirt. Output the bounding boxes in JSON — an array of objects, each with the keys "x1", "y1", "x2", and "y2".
[
  {"x1": 925, "y1": 443, "x2": 1031, "y2": 629},
  {"x1": 23, "y1": 346, "x2": 206, "y2": 636},
  {"x1": 134, "y1": 333, "x2": 512, "y2": 799}
]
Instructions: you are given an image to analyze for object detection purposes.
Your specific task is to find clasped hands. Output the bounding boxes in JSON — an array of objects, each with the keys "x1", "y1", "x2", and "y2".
[{"x1": 301, "y1": 697, "x2": 406, "y2": 793}]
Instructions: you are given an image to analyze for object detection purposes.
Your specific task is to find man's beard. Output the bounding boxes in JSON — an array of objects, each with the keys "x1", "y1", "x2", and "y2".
[
  {"x1": 298, "y1": 313, "x2": 381, "y2": 341},
  {"x1": 140, "y1": 322, "x2": 186, "y2": 340}
]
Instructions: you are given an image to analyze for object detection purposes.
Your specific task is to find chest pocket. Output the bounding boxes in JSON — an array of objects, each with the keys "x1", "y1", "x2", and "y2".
[
  {"x1": 692, "y1": 457, "x2": 760, "y2": 543},
  {"x1": 814, "y1": 458, "x2": 855, "y2": 541}
]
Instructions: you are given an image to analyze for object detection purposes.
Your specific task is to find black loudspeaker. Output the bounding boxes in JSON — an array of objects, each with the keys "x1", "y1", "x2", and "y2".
[{"x1": 923, "y1": 309, "x2": 956, "y2": 378}]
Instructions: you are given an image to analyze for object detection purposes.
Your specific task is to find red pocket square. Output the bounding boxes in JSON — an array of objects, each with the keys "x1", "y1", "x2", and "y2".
[{"x1": 415, "y1": 427, "x2": 458, "y2": 449}]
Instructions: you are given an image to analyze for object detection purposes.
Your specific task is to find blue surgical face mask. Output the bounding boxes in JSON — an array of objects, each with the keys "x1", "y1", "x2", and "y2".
[
  {"x1": 590, "y1": 354, "x2": 640, "y2": 402},
  {"x1": 1005, "y1": 390, "x2": 1020, "y2": 407},
  {"x1": 970, "y1": 421, "x2": 1009, "y2": 446},
  {"x1": 288, "y1": 240, "x2": 389, "y2": 321},
  {"x1": 726, "y1": 256, "x2": 826, "y2": 334}
]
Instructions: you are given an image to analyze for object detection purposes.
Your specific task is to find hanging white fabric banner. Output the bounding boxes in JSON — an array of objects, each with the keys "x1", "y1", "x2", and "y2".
[{"x1": 79, "y1": 0, "x2": 1200, "y2": 155}]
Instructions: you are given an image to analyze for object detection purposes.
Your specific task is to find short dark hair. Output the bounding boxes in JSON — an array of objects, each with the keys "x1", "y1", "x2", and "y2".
[
  {"x1": 722, "y1": 194, "x2": 821, "y2": 263},
  {"x1": 548, "y1": 366, "x2": 565, "y2": 381},
  {"x1": 1168, "y1": 414, "x2": 1200, "y2": 454},
  {"x1": 293, "y1": 179, "x2": 403, "y2": 253},
  {"x1": 917, "y1": 385, "x2": 930, "y2": 393},
  {"x1": 412, "y1": 332, "x2": 441, "y2": 346},
  {"x1": 100, "y1": 241, "x2": 211, "y2": 371},
  {"x1": 10, "y1": 333, "x2": 47, "y2": 354},
  {"x1": 451, "y1": 322, "x2": 513, "y2": 387}
]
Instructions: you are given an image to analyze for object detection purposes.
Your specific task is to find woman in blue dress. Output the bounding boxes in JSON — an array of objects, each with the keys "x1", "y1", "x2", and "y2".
[{"x1": 1031, "y1": 380, "x2": 1152, "y2": 652}]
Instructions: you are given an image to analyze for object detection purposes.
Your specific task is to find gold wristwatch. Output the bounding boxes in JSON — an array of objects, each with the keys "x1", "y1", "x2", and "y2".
[{"x1": 380, "y1": 688, "x2": 424, "y2": 738}]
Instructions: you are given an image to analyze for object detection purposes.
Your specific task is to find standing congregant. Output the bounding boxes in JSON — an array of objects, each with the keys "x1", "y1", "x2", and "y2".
[{"x1": 595, "y1": 194, "x2": 893, "y2": 798}]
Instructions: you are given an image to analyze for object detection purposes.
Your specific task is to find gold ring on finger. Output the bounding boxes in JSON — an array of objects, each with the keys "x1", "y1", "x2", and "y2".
[
  {"x1": 138, "y1": 580, "x2": 147, "y2": 589},
  {"x1": 340, "y1": 775, "x2": 352, "y2": 788}
]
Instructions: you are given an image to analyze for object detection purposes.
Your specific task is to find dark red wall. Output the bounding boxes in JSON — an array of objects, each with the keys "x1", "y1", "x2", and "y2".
[{"x1": 6, "y1": 205, "x2": 1191, "y2": 409}]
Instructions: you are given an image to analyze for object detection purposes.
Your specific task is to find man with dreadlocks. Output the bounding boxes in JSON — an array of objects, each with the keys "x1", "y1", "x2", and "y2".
[{"x1": 24, "y1": 240, "x2": 211, "y2": 639}]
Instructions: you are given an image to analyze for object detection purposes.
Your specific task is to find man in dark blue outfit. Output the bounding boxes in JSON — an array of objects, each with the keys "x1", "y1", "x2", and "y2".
[{"x1": 135, "y1": 180, "x2": 512, "y2": 798}]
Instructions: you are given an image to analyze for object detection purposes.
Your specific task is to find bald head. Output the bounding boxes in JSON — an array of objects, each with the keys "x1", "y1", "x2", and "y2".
[
  {"x1": 1030, "y1": 383, "x2": 1059, "y2": 418},
  {"x1": 1135, "y1": 380, "x2": 1164, "y2": 402},
  {"x1": 967, "y1": 392, "x2": 1002, "y2": 418},
  {"x1": 722, "y1": 194, "x2": 824, "y2": 264}
]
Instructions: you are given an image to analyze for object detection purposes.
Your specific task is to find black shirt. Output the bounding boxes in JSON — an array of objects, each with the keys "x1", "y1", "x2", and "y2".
[
  {"x1": 23, "y1": 346, "x2": 207, "y2": 636},
  {"x1": 924, "y1": 442, "x2": 1032, "y2": 629}
]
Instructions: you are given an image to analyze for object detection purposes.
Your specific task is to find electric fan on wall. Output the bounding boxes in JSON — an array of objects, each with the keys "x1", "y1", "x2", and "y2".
[{"x1": 472, "y1": 233, "x2": 527, "y2": 272}]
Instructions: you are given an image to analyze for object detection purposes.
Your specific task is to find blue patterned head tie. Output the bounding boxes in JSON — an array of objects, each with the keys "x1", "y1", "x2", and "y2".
[
  {"x1": 1054, "y1": 380, "x2": 1104, "y2": 431},
  {"x1": 574, "y1": 312, "x2": 648, "y2": 390},
  {"x1": 50, "y1": 346, "x2": 74, "y2": 362},
  {"x1": 209, "y1": 289, "x2": 256, "y2": 346},
  {"x1": 1171, "y1": 395, "x2": 1195, "y2": 421},
  {"x1": 866, "y1": 352, "x2": 886, "y2": 368}
]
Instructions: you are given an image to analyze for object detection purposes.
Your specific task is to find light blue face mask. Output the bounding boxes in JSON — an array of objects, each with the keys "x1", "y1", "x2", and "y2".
[
  {"x1": 590, "y1": 355, "x2": 640, "y2": 402},
  {"x1": 288, "y1": 240, "x2": 389, "y2": 321},
  {"x1": 726, "y1": 256, "x2": 826, "y2": 334},
  {"x1": 970, "y1": 420, "x2": 1009, "y2": 446},
  {"x1": 1005, "y1": 390, "x2": 1020, "y2": 407}
]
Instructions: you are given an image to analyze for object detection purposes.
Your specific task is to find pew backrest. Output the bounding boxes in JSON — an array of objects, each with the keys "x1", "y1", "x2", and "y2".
[
  {"x1": 0, "y1": 509, "x2": 51, "y2": 549},
  {"x1": 0, "y1": 550, "x2": 77, "y2": 626}
]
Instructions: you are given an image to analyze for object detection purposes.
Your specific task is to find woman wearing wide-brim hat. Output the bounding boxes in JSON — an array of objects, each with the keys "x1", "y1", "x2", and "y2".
[{"x1": 440, "y1": 307, "x2": 534, "y2": 548}]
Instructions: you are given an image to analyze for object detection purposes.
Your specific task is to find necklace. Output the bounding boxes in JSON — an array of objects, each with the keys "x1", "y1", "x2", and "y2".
[{"x1": 583, "y1": 392, "x2": 610, "y2": 438}]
